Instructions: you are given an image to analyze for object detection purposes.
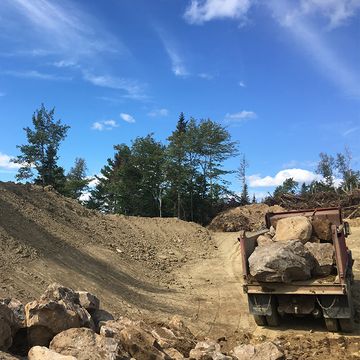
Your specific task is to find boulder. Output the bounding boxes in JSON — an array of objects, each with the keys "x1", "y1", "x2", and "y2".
[
  {"x1": 305, "y1": 242, "x2": 335, "y2": 276},
  {"x1": 231, "y1": 342, "x2": 283, "y2": 360},
  {"x1": 311, "y1": 218, "x2": 332, "y2": 242},
  {"x1": 26, "y1": 284, "x2": 94, "y2": 346},
  {"x1": 89, "y1": 309, "x2": 114, "y2": 333},
  {"x1": 275, "y1": 216, "x2": 312, "y2": 243},
  {"x1": 28, "y1": 345, "x2": 77, "y2": 359},
  {"x1": 0, "y1": 299, "x2": 26, "y2": 328},
  {"x1": 50, "y1": 327, "x2": 124, "y2": 360},
  {"x1": 257, "y1": 235, "x2": 273, "y2": 247},
  {"x1": 0, "y1": 303, "x2": 17, "y2": 351},
  {"x1": 76, "y1": 291, "x2": 100, "y2": 311},
  {"x1": 189, "y1": 340, "x2": 228, "y2": 360},
  {"x1": 249, "y1": 240, "x2": 315, "y2": 283}
]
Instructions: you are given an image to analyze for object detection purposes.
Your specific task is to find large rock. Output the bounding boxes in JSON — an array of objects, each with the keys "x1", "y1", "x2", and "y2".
[
  {"x1": 257, "y1": 235, "x2": 274, "y2": 247},
  {"x1": 0, "y1": 299, "x2": 25, "y2": 328},
  {"x1": 50, "y1": 327, "x2": 124, "y2": 360},
  {"x1": 26, "y1": 284, "x2": 94, "y2": 347},
  {"x1": 76, "y1": 291, "x2": 100, "y2": 311},
  {"x1": 28, "y1": 345, "x2": 77, "y2": 359},
  {"x1": 249, "y1": 240, "x2": 315, "y2": 283},
  {"x1": 89, "y1": 309, "x2": 114, "y2": 333},
  {"x1": 0, "y1": 304, "x2": 17, "y2": 351},
  {"x1": 189, "y1": 340, "x2": 231, "y2": 360},
  {"x1": 231, "y1": 342, "x2": 283, "y2": 360},
  {"x1": 305, "y1": 242, "x2": 335, "y2": 276},
  {"x1": 275, "y1": 216, "x2": 312, "y2": 243},
  {"x1": 100, "y1": 318, "x2": 168, "y2": 360},
  {"x1": 311, "y1": 218, "x2": 332, "y2": 242}
]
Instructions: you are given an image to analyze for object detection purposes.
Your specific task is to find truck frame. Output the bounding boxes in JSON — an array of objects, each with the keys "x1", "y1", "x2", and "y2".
[{"x1": 239, "y1": 207, "x2": 354, "y2": 332}]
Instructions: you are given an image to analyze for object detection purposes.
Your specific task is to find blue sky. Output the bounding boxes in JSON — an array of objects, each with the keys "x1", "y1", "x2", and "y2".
[{"x1": 0, "y1": 0, "x2": 359, "y2": 199}]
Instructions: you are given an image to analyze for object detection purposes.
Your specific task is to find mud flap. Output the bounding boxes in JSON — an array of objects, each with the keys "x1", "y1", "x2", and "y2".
[
  {"x1": 248, "y1": 294, "x2": 274, "y2": 316},
  {"x1": 318, "y1": 295, "x2": 352, "y2": 320}
]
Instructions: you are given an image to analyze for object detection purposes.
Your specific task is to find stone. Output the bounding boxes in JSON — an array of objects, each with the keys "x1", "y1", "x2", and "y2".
[
  {"x1": 28, "y1": 345, "x2": 77, "y2": 359},
  {"x1": 26, "y1": 284, "x2": 94, "y2": 346},
  {"x1": 189, "y1": 340, "x2": 221, "y2": 360},
  {"x1": 231, "y1": 342, "x2": 283, "y2": 360},
  {"x1": 257, "y1": 235, "x2": 273, "y2": 247},
  {"x1": 0, "y1": 303, "x2": 17, "y2": 351},
  {"x1": 305, "y1": 242, "x2": 335, "y2": 276},
  {"x1": 311, "y1": 218, "x2": 332, "y2": 242},
  {"x1": 275, "y1": 216, "x2": 312, "y2": 243},
  {"x1": 89, "y1": 309, "x2": 114, "y2": 333},
  {"x1": 0, "y1": 351, "x2": 19, "y2": 359},
  {"x1": 76, "y1": 291, "x2": 100, "y2": 310},
  {"x1": 164, "y1": 347, "x2": 185, "y2": 360},
  {"x1": 0, "y1": 298, "x2": 26, "y2": 328},
  {"x1": 249, "y1": 240, "x2": 315, "y2": 283},
  {"x1": 50, "y1": 327, "x2": 124, "y2": 360},
  {"x1": 100, "y1": 318, "x2": 167, "y2": 360}
]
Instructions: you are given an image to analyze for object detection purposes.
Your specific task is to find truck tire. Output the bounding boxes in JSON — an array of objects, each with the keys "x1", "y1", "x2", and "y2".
[
  {"x1": 253, "y1": 315, "x2": 267, "y2": 326},
  {"x1": 339, "y1": 318, "x2": 354, "y2": 333},
  {"x1": 266, "y1": 311, "x2": 280, "y2": 327},
  {"x1": 324, "y1": 318, "x2": 339, "y2": 332}
]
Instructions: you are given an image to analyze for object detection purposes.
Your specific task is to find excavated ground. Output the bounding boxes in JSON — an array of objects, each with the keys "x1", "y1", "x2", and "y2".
[{"x1": 0, "y1": 182, "x2": 359, "y2": 359}]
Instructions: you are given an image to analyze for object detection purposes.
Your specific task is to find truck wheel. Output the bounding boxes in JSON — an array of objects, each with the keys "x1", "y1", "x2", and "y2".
[
  {"x1": 253, "y1": 315, "x2": 267, "y2": 326},
  {"x1": 339, "y1": 318, "x2": 354, "y2": 333},
  {"x1": 266, "y1": 300, "x2": 280, "y2": 326},
  {"x1": 324, "y1": 318, "x2": 339, "y2": 332}
]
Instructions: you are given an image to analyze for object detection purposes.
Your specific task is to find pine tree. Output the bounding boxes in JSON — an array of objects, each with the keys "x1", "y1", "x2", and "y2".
[
  {"x1": 13, "y1": 104, "x2": 70, "y2": 191},
  {"x1": 252, "y1": 194, "x2": 256, "y2": 203},
  {"x1": 64, "y1": 158, "x2": 91, "y2": 200}
]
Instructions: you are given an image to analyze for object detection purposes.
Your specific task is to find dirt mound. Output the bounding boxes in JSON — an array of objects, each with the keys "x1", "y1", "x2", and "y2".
[
  {"x1": 0, "y1": 182, "x2": 212, "y2": 318},
  {"x1": 208, "y1": 203, "x2": 284, "y2": 232}
]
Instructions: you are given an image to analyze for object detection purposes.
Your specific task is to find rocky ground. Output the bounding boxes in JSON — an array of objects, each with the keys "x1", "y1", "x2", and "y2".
[{"x1": 0, "y1": 182, "x2": 359, "y2": 359}]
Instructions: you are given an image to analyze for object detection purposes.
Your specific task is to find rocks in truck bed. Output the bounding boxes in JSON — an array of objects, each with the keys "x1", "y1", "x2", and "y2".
[
  {"x1": 305, "y1": 242, "x2": 335, "y2": 276},
  {"x1": 275, "y1": 216, "x2": 312, "y2": 243},
  {"x1": 311, "y1": 218, "x2": 332, "y2": 242},
  {"x1": 249, "y1": 240, "x2": 315, "y2": 283}
]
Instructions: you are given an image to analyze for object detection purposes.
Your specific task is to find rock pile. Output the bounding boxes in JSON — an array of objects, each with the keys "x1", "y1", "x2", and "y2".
[
  {"x1": 0, "y1": 283, "x2": 284, "y2": 360},
  {"x1": 249, "y1": 216, "x2": 335, "y2": 283}
]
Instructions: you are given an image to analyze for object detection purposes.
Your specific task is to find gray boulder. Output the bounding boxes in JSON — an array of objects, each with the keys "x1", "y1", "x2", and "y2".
[
  {"x1": 305, "y1": 242, "x2": 334, "y2": 276},
  {"x1": 231, "y1": 342, "x2": 283, "y2": 360},
  {"x1": 249, "y1": 240, "x2": 315, "y2": 283}
]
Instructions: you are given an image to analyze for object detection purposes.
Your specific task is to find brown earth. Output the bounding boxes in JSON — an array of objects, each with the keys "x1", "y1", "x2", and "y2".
[
  {"x1": 0, "y1": 182, "x2": 360, "y2": 359},
  {"x1": 208, "y1": 203, "x2": 285, "y2": 232}
]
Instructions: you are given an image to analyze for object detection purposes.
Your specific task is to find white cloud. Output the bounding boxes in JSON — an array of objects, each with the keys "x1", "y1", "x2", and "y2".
[
  {"x1": 343, "y1": 126, "x2": 359, "y2": 136},
  {"x1": 248, "y1": 168, "x2": 322, "y2": 187},
  {"x1": 91, "y1": 119, "x2": 118, "y2": 131},
  {"x1": 4, "y1": 70, "x2": 70, "y2": 81},
  {"x1": 147, "y1": 108, "x2": 169, "y2": 117},
  {"x1": 120, "y1": 113, "x2": 136, "y2": 123},
  {"x1": 184, "y1": 0, "x2": 252, "y2": 24},
  {"x1": 225, "y1": 110, "x2": 257, "y2": 121},
  {"x1": 269, "y1": 1, "x2": 360, "y2": 98},
  {"x1": 238, "y1": 80, "x2": 246, "y2": 87},
  {"x1": 198, "y1": 72, "x2": 214, "y2": 80},
  {"x1": 0, "y1": 152, "x2": 21, "y2": 170},
  {"x1": 83, "y1": 71, "x2": 147, "y2": 100}
]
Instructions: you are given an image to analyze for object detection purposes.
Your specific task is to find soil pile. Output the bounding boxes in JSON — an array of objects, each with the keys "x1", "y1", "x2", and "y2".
[
  {"x1": 0, "y1": 182, "x2": 212, "y2": 317},
  {"x1": 208, "y1": 203, "x2": 284, "y2": 232}
]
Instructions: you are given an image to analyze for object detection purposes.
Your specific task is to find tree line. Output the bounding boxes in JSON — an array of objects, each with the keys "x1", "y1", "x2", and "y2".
[{"x1": 13, "y1": 105, "x2": 238, "y2": 224}]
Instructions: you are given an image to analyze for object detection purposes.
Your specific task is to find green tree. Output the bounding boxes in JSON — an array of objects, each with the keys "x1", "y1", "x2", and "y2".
[
  {"x1": 238, "y1": 154, "x2": 250, "y2": 205},
  {"x1": 300, "y1": 182, "x2": 309, "y2": 196},
  {"x1": 336, "y1": 147, "x2": 360, "y2": 192},
  {"x1": 14, "y1": 104, "x2": 70, "y2": 191},
  {"x1": 273, "y1": 178, "x2": 299, "y2": 197},
  {"x1": 252, "y1": 194, "x2": 256, "y2": 203},
  {"x1": 316, "y1": 152, "x2": 335, "y2": 188},
  {"x1": 64, "y1": 158, "x2": 91, "y2": 200}
]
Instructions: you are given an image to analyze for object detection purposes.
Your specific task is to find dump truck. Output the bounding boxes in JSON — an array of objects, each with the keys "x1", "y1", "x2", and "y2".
[{"x1": 239, "y1": 207, "x2": 354, "y2": 332}]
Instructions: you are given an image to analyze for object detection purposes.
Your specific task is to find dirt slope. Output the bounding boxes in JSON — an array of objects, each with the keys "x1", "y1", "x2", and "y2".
[{"x1": 0, "y1": 182, "x2": 213, "y2": 319}]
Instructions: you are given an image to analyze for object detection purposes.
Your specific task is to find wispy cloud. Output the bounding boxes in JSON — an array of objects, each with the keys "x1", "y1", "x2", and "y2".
[
  {"x1": 120, "y1": 113, "x2": 136, "y2": 123},
  {"x1": 225, "y1": 110, "x2": 257, "y2": 122},
  {"x1": 248, "y1": 168, "x2": 321, "y2": 187},
  {"x1": 147, "y1": 108, "x2": 169, "y2": 117},
  {"x1": 239, "y1": 80, "x2": 246, "y2": 88},
  {"x1": 268, "y1": 0, "x2": 360, "y2": 98},
  {"x1": 0, "y1": 152, "x2": 21, "y2": 170},
  {"x1": 83, "y1": 71, "x2": 147, "y2": 100},
  {"x1": 343, "y1": 126, "x2": 359, "y2": 137},
  {"x1": 198, "y1": 72, "x2": 214, "y2": 80},
  {"x1": 184, "y1": 0, "x2": 252, "y2": 24},
  {"x1": 91, "y1": 119, "x2": 119, "y2": 131},
  {"x1": 3, "y1": 70, "x2": 71, "y2": 81}
]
